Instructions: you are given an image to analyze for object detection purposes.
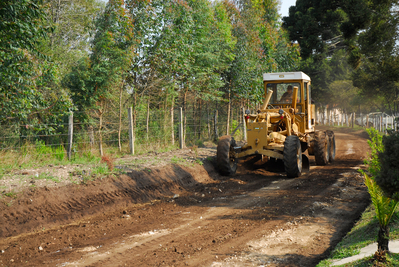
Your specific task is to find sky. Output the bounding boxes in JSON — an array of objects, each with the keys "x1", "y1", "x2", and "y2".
[{"x1": 279, "y1": 0, "x2": 296, "y2": 18}]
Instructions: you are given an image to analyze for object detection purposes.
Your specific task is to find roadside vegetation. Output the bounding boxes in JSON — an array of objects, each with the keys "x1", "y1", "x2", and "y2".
[{"x1": 317, "y1": 128, "x2": 399, "y2": 266}]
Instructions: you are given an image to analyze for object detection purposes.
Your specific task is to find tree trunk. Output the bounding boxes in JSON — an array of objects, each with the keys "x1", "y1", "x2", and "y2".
[
  {"x1": 378, "y1": 225, "x2": 389, "y2": 252},
  {"x1": 146, "y1": 98, "x2": 150, "y2": 140},
  {"x1": 118, "y1": 81, "x2": 124, "y2": 152},
  {"x1": 226, "y1": 89, "x2": 231, "y2": 135},
  {"x1": 207, "y1": 102, "x2": 210, "y2": 139},
  {"x1": 198, "y1": 98, "x2": 201, "y2": 139},
  {"x1": 183, "y1": 91, "x2": 187, "y2": 143},
  {"x1": 193, "y1": 92, "x2": 196, "y2": 141},
  {"x1": 171, "y1": 96, "x2": 175, "y2": 145},
  {"x1": 98, "y1": 109, "x2": 103, "y2": 157},
  {"x1": 134, "y1": 92, "x2": 137, "y2": 127}
]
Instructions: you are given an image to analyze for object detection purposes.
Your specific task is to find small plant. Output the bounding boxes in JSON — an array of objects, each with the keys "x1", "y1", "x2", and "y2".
[
  {"x1": 4, "y1": 191, "x2": 17, "y2": 199},
  {"x1": 362, "y1": 172, "x2": 399, "y2": 252},
  {"x1": 54, "y1": 145, "x2": 66, "y2": 161},
  {"x1": 191, "y1": 145, "x2": 198, "y2": 158},
  {"x1": 195, "y1": 159, "x2": 203, "y2": 165},
  {"x1": 92, "y1": 165, "x2": 110, "y2": 176},
  {"x1": 81, "y1": 175, "x2": 93, "y2": 184},
  {"x1": 35, "y1": 140, "x2": 52, "y2": 156},
  {"x1": 101, "y1": 155, "x2": 114, "y2": 171},
  {"x1": 361, "y1": 127, "x2": 399, "y2": 253},
  {"x1": 170, "y1": 156, "x2": 186, "y2": 165}
]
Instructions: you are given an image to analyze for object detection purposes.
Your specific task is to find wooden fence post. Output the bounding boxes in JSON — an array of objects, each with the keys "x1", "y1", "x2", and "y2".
[
  {"x1": 242, "y1": 107, "x2": 247, "y2": 141},
  {"x1": 67, "y1": 112, "x2": 73, "y2": 160},
  {"x1": 128, "y1": 107, "x2": 134, "y2": 155},
  {"x1": 214, "y1": 110, "x2": 218, "y2": 141},
  {"x1": 179, "y1": 107, "x2": 184, "y2": 149}
]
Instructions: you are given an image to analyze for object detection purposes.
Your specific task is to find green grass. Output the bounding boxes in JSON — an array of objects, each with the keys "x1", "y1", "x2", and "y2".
[
  {"x1": 3, "y1": 191, "x2": 17, "y2": 198},
  {"x1": 317, "y1": 205, "x2": 399, "y2": 267},
  {"x1": 171, "y1": 155, "x2": 186, "y2": 164},
  {"x1": 35, "y1": 172, "x2": 60, "y2": 183}
]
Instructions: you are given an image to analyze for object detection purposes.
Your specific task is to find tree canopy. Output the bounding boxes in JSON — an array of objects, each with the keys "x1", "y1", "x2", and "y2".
[{"x1": 283, "y1": 0, "x2": 399, "y2": 112}]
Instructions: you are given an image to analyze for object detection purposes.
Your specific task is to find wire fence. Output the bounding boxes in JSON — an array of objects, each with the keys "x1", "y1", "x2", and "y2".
[
  {"x1": 0, "y1": 100, "x2": 247, "y2": 161},
  {"x1": 2, "y1": 103, "x2": 398, "y2": 162}
]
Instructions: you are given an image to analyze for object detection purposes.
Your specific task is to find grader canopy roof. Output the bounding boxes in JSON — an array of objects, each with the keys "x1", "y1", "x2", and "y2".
[{"x1": 263, "y1": 72, "x2": 311, "y2": 81}]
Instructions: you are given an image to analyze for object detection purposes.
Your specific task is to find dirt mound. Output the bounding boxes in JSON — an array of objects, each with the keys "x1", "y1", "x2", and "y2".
[{"x1": 0, "y1": 161, "x2": 218, "y2": 238}]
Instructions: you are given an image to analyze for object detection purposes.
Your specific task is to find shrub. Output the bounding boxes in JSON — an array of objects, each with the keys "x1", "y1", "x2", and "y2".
[{"x1": 376, "y1": 131, "x2": 399, "y2": 201}]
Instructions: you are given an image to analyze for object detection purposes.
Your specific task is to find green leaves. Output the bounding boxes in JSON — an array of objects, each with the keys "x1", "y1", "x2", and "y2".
[
  {"x1": 363, "y1": 172, "x2": 399, "y2": 228},
  {"x1": 376, "y1": 131, "x2": 399, "y2": 201},
  {"x1": 0, "y1": 0, "x2": 73, "y2": 130}
]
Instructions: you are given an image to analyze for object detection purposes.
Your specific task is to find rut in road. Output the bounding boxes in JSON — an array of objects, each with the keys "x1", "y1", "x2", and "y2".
[{"x1": 0, "y1": 128, "x2": 370, "y2": 267}]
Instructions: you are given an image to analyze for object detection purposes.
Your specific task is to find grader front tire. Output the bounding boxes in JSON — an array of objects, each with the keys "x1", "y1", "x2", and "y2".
[
  {"x1": 283, "y1": 135, "x2": 302, "y2": 178},
  {"x1": 217, "y1": 135, "x2": 237, "y2": 176},
  {"x1": 314, "y1": 131, "x2": 330, "y2": 165}
]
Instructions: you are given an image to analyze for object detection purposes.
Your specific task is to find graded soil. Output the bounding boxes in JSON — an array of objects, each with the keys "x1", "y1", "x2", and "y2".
[{"x1": 0, "y1": 126, "x2": 371, "y2": 266}]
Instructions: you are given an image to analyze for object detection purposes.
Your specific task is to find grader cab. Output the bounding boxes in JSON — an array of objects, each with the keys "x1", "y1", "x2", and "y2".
[{"x1": 217, "y1": 72, "x2": 336, "y2": 177}]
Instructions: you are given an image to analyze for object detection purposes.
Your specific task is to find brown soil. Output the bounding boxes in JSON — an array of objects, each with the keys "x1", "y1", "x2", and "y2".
[{"x1": 0, "y1": 126, "x2": 371, "y2": 267}]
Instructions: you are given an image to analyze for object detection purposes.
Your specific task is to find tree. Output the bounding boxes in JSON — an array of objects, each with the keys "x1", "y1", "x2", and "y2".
[
  {"x1": 0, "y1": 0, "x2": 72, "y2": 134},
  {"x1": 328, "y1": 80, "x2": 359, "y2": 113},
  {"x1": 64, "y1": 0, "x2": 135, "y2": 155},
  {"x1": 283, "y1": 0, "x2": 399, "y2": 113},
  {"x1": 282, "y1": 0, "x2": 346, "y2": 60},
  {"x1": 41, "y1": 0, "x2": 104, "y2": 76}
]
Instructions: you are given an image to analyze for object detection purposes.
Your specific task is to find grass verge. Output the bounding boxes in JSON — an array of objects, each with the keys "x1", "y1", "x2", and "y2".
[{"x1": 317, "y1": 205, "x2": 399, "y2": 267}]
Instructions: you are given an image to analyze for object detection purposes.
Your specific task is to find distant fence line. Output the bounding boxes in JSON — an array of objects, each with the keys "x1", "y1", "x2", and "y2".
[{"x1": 316, "y1": 111, "x2": 399, "y2": 133}]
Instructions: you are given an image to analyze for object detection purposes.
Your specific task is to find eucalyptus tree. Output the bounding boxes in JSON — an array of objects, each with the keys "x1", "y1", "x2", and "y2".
[
  {"x1": 64, "y1": 0, "x2": 135, "y2": 155},
  {"x1": 0, "y1": 0, "x2": 73, "y2": 140},
  {"x1": 224, "y1": 0, "x2": 299, "y2": 113},
  {"x1": 41, "y1": 0, "x2": 104, "y2": 76}
]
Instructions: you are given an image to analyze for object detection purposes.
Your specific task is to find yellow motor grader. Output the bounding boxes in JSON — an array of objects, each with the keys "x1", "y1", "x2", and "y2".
[{"x1": 217, "y1": 72, "x2": 335, "y2": 177}]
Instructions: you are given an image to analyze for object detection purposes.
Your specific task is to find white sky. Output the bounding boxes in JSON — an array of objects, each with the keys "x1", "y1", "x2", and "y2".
[{"x1": 279, "y1": 0, "x2": 296, "y2": 18}]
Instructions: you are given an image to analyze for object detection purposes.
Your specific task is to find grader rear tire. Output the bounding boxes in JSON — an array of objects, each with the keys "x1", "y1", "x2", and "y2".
[
  {"x1": 217, "y1": 135, "x2": 237, "y2": 176},
  {"x1": 326, "y1": 130, "x2": 336, "y2": 162},
  {"x1": 283, "y1": 135, "x2": 302, "y2": 178},
  {"x1": 314, "y1": 131, "x2": 330, "y2": 165}
]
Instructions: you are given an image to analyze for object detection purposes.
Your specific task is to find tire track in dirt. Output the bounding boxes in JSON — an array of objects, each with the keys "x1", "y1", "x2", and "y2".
[
  {"x1": 0, "y1": 164, "x2": 213, "y2": 238},
  {"x1": 0, "y1": 128, "x2": 370, "y2": 267},
  {"x1": 47, "y1": 131, "x2": 369, "y2": 267}
]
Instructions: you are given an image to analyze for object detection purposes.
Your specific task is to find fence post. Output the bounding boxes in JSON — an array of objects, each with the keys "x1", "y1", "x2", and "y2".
[
  {"x1": 352, "y1": 113, "x2": 355, "y2": 128},
  {"x1": 242, "y1": 107, "x2": 247, "y2": 141},
  {"x1": 366, "y1": 115, "x2": 369, "y2": 128},
  {"x1": 179, "y1": 107, "x2": 184, "y2": 149},
  {"x1": 214, "y1": 110, "x2": 218, "y2": 141},
  {"x1": 128, "y1": 107, "x2": 134, "y2": 155},
  {"x1": 67, "y1": 112, "x2": 73, "y2": 160}
]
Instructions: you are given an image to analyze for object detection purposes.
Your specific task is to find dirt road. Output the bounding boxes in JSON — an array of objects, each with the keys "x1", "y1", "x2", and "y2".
[{"x1": 0, "y1": 127, "x2": 370, "y2": 266}]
